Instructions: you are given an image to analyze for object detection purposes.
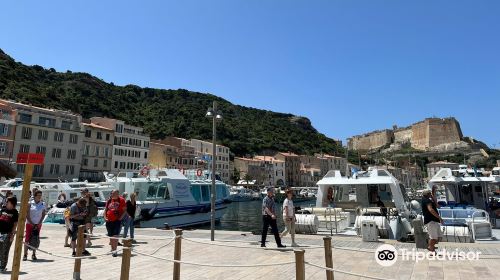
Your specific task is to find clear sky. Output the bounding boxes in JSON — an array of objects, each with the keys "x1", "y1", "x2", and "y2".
[{"x1": 1, "y1": 0, "x2": 499, "y2": 147}]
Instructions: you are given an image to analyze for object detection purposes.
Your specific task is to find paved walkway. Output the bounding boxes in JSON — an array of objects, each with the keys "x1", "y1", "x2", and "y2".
[{"x1": 3, "y1": 224, "x2": 500, "y2": 279}]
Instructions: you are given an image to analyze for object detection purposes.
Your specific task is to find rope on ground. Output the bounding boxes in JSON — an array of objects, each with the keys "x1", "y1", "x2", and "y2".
[
  {"x1": 23, "y1": 242, "x2": 121, "y2": 260},
  {"x1": 304, "y1": 261, "x2": 393, "y2": 280},
  {"x1": 132, "y1": 248, "x2": 295, "y2": 267}
]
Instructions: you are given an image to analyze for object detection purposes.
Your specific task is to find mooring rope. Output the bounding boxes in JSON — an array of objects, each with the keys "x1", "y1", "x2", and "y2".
[{"x1": 23, "y1": 242, "x2": 121, "y2": 260}]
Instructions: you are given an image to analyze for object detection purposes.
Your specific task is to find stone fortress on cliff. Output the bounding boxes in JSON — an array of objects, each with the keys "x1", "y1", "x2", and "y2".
[{"x1": 347, "y1": 117, "x2": 485, "y2": 153}]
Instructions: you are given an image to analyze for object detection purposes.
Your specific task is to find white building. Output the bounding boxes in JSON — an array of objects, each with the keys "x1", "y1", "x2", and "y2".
[{"x1": 90, "y1": 117, "x2": 150, "y2": 173}]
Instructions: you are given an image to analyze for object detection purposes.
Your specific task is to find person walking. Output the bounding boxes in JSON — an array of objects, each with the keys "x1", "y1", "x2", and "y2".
[
  {"x1": 69, "y1": 198, "x2": 91, "y2": 257},
  {"x1": 105, "y1": 190, "x2": 126, "y2": 257},
  {"x1": 280, "y1": 190, "x2": 298, "y2": 247},
  {"x1": 421, "y1": 189, "x2": 443, "y2": 253},
  {"x1": 123, "y1": 192, "x2": 137, "y2": 242},
  {"x1": 260, "y1": 187, "x2": 285, "y2": 248},
  {"x1": 23, "y1": 190, "x2": 45, "y2": 261},
  {"x1": 81, "y1": 189, "x2": 98, "y2": 247},
  {"x1": 0, "y1": 190, "x2": 14, "y2": 208},
  {"x1": 0, "y1": 197, "x2": 18, "y2": 272}
]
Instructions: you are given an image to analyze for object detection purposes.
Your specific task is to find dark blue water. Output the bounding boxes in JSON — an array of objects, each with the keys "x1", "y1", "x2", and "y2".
[{"x1": 202, "y1": 199, "x2": 316, "y2": 232}]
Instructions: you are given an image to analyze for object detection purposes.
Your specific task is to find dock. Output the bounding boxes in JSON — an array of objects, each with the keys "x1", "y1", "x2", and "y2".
[{"x1": 4, "y1": 224, "x2": 500, "y2": 279}]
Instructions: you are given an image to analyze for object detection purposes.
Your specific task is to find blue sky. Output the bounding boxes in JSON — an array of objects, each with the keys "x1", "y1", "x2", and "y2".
[{"x1": 1, "y1": 1, "x2": 499, "y2": 147}]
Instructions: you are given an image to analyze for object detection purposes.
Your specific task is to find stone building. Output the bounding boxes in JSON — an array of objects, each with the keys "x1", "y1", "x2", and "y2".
[
  {"x1": 315, "y1": 154, "x2": 348, "y2": 176},
  {"x1": 234, "y1": 156, "x2": 286, "y2": 187},
  {"x1": 4, "y1": 100, "x2": 85, "y2": 181},
  {"x1": 0, "y1": 101, "x2": 17, "y2": 162},
  {"x1": 90, "y1": 117, "x2": 150, "y2": 173},
  {"x1": 149, "y1": 140, "x2": 180, "y2": 169},
  {"x1": 80, "y1": 122, "x2": 114, "y2": 181},
  {"x1": 347, "y1": 129, "x2": 393, "y2": 151},
  {"x1": 275, "y1": 152, "x2": 301, "y2": 187}
]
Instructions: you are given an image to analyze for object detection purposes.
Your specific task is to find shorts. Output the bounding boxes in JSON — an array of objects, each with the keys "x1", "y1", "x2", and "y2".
[
  {"x1": 106, "y1": 220, "x2": 121, "y2": 237},
  {"x1": 70, "y1": 221, "x2": 86, "y2": 241},
  {"x1": 426, "y1": 221, "x2": 442, "y2": 240},
  {"x1": 24, "y1": 223, "x2": 42, "y2": 242}
]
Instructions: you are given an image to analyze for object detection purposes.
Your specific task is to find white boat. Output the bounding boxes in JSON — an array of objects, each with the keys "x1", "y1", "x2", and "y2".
[
  {"x1": 228, "y1": 186, "x2": 255, "y2": 202},
  {"x1": 428, "y1": 167, "x2": 500, "y2": 241},
  {"x1": 105, "y1": 169, "x2": 230, "y2": 228},
  {"x1": 304, "y1": 168, "x2": 415, "y2": 240}
]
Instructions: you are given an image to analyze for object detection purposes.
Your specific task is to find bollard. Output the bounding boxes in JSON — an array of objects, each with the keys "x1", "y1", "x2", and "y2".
[
  {"x1": 294, "y1": 249, "x2": 305, "y2": 280},
  {"x1": 173, "y1": 229, "x2": 183, "y2": 280},
  {"x1": 73, "y1": 225, "x2": 85, "y2": 280},
  {"x1": 123, "y1": 238, "x2": 132, "y2": 248},
  {"x1": 323, "y1": 237, "x2": 334, "y2": 280},
  {"x1": 120, "y1": 247, "x2": 132, "y2": 280},
  {"x1": 412, "y1": 219, "x2": 428, "y2": 249}
]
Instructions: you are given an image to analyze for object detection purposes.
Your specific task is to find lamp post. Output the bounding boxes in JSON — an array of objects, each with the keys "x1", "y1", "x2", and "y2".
[{"x1": 206, "y1": 101, "x2": 222, "y2": 241}]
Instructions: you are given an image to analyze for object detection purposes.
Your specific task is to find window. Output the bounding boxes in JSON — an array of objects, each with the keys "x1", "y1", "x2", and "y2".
[
  {"x1": 103, "y1": 160, "x2": 108, "y2": 168},
  {"x1": 49, "y1": 164, "x2": 60, "y2": 175},
  {"x1": 94, "y1": 159, "x2": 98, "y2": 167},
  {"x1": 144, "y1": 152, "x2": 148, "y2": 159},
  {"x1": 84, "y1": 145, "x2": 90, "y2": 156},
  {"x1": 54, "y1": 132, "x2": 64, "y2": 142},
  {"x1": 95, "y1": 146, "x2": 100, "y2": 157},
  {"x1": 19, "y1": 113, "x2": 32, "y2": 123},
  {"x1": 115, "y1": 124, "x2": 123, "y2": 133},
  {"x1": 96, "y1": 132, "x2": 102, "y2": 140},
  {"x1": 39, "y1": 117, "x2": 56, "y2": 127},
  {"x1": 61, "y1": 120, "x2": 72, "y2": 130},
  {"x1": 34, "y1": 165, "x2": 44, "y2": 177},
  {"x1": 17, "y1": 165, "x2": 25, "y2": 173},
  {"x1": 0, "y1": 142, "x2": 6, "y2": 155},
  {"x1": 105, "y1": 134, "x2": 110, "y2": 141},
  {"x1": 52, "y1": 148, "x2": 62, "y2": 158},
  {"x1": 114, "y1": 161, "x2": 118, "y2": 168},
  {"x1": 119, "y1": 162, "x2": 125, "y2": 169},
  {"x1": 65, "y1": 165, "x2": 75, "y2": 175},
  {"x1": 38, "y1": 130, "x2": 48, "y2": 140},
  {"x1": 21, "y1": 127, "x2": 32, "y2": 139},
  {"x1": 36, "y1": 146, "x2": 46, "y2": 155},
  {"x1": 83, "y1": 158, "x2": 88, "y2": 166},
  {"x1": 19, "y1": 144, "x2": 30, "y2": 153},
  {"x1": 0, "y1": 123, "x2": 9, "y2": 136},
  {"x1": 104, "y1": 147, "x2": 109, "y2": 157},
  {"x1": 69, "y1": 134, "x2": 78, "y2": 144},
  {"x1": 67, "y1": 149, "x2": 76, "y2": 160},
  {"x1": 85, "y1": 130, "x2": 91, "y2": 138}
]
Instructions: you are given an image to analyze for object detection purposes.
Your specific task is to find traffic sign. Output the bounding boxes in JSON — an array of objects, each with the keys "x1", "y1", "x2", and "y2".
[{"x1": 16, "y1": 153, "x2": 45, "y2": 165}]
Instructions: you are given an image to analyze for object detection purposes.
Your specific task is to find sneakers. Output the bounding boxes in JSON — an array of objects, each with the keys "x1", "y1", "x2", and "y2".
[
  {"x1": 277, "y1": 245, "x2": 287, "y2": 248},
  {"x1": 64, "y1": 244, "x2": 71, "y2": 248},
  {"x1": 86, "y1": 241, "x2": 92, "y2": 248},
  {"x1": 112, "y1": 252, "x2": 118, "y2": 257},
  {"x1": 260, "y1": 244, "x2": 266, "y2": 248},
  {"x1": 82, "y1": 250, "x2": 91, "y2": 256},
  {"x1": 291, "y1": 243, "x2": 299, "y2": 247},
  {"x1": 22, "y1": 255, "x2": 27, "y2": 261},
  {"x1": 72, "y1": 251, "x2": 76, "y2": 257},
  {"x1": 32, "y1": 254, "x2": 37, "y2": 261}
]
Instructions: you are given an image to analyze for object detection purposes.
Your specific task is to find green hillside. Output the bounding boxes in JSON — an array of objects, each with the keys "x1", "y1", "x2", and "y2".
[{"x1": 0, "y1": 49, "x2": 342, "y2": 157}]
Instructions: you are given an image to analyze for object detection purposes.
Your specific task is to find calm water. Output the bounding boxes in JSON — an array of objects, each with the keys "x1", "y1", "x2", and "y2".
[{"x1": 200, "y1": 199, "x2": 317, "y2": 232}]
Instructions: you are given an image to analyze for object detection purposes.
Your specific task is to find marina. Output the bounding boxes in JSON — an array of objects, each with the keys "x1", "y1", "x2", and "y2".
[{"x1": 4, "y1": 224, "x2": 500, "y2": 280}]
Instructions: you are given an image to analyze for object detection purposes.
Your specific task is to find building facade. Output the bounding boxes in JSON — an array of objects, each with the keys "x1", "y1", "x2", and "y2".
[
  {"x1": 90, "y1": 117, "x2": 150, "y2": 173},
  {"x1": 80, "y1": 123, "x2": 114, "y2": 181},
  {"x1": 426, "y1": 161, "x2": 459, "y2": 179},
  {"x1": 190, "y1": 139, "x2": 230, "y2": 183},
  {"x1": 149, "y1": 140, "x2": 181, "y2": 169},
  {"x1": 5, "y1": 100, "x2": 84, "y2": 181},
  {"x1": 0, "y1": 101, "x2": 17, "y2": 162},
  {"x1": 275, "y1": 152, "x2": 301, "y2": 187}
]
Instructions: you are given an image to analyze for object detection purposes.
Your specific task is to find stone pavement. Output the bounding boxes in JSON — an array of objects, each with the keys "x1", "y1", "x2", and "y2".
[{"x1": 3, "y1": 224, "x2": 500, "y2": 279}]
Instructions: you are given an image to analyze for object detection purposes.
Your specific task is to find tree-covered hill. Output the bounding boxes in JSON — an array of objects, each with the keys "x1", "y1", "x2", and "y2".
[{"x1": 0, "y1": 49, "x2": 342, "y2": 157}]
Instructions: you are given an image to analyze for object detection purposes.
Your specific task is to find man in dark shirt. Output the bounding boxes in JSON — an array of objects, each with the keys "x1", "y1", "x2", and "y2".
[
  {"x1": 261, "y1": 188, "x2": 285, "y2": 248},
  {"x1": 421, "y1": 189, "x2": 443, "y2": 252},
  {"x1": 0, "y1": 197, "x2": 18, "y2": 271},
  {"x1": 69, "y1": 198, "x2": 91, "y2": 257}
]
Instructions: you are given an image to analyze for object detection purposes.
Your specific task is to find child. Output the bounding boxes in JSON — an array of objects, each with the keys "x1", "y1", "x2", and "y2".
[{"x1": 64, "y1": 203, "x2": 71, "y2": 247}]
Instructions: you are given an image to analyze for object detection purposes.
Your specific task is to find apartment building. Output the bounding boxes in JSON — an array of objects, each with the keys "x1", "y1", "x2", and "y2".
[
  {"x1": 274, "y1": 152, "x2": 301, "y2": 187},
  {"x1": 90, "y1": 117, "x2": 150, "y2": 173},
  {"x1": 426, "y1": 161, "x2": 459, "y2": 179},
  {"x1": 253, "y1": 156, "x2": 286, "y2": 187},
  {"x1": 149, "y1": 140, "x2": 181, "y2": 169},
  {"x1": 157, "y1": 136, "x2": 200, "y2": 170},
  {"x1": 4, "y1": 100, "x2": 84, "y2": 181},
  {"x1": 0, "y1": 101, "x2": 17, "y2": 162},
  {"x1": 80, "y1": 122, "x2": 114, "y2": 181},
  {"x1": 315, "y1": 154, "x2": 348, "y2": 176},
  {"x1": 190, "y1": 139, "x2": 230, "y2": 183}
]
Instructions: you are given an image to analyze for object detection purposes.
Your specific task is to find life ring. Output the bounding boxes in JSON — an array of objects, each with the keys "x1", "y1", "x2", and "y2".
[
  {"x1": 196, "y1": 169, "x2": 203, "y2": 177},
  {"x1": 140, "y1": 166, "x2": 150, "y2": 176}
]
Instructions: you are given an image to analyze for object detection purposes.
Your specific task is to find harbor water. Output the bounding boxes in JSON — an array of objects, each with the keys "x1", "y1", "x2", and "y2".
[{"x1": 200, "y1": 199, "x2": 317, "y2": 232}]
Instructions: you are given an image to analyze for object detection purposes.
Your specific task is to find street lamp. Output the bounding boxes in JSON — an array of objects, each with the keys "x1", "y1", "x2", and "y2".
[{"x1": 206, "y1": 101, "x2": 222, "y2": 241}]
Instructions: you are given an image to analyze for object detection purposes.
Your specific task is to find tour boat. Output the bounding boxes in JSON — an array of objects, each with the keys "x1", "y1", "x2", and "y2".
[
  {"x1": 104, "y1": 169, "x2": 230, "y2": 228},
  {"x1": 228, "y1": 186, "x2": 256, "y2": 202}
]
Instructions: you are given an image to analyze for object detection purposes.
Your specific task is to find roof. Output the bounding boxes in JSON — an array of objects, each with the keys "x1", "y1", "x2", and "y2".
[
  {"x1": 277, "y1": 152, "x2": 299, "y2": 157},
  {"x1": 82, "y1": 123, "x2": 113, "y2": 131},
  {"x1": 427, "y1": 161, "x2": 459, "y2": 166}
]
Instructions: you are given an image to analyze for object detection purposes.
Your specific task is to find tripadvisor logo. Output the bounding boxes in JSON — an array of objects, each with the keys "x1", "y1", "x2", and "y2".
[{"x1": 375, "y1": 244, "x2": 481, "y2": 267}]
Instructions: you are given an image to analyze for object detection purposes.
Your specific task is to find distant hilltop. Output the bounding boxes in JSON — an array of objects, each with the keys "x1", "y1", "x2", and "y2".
[{"x1": 347, "y1": 117, "x2": 487, "y2": 153}]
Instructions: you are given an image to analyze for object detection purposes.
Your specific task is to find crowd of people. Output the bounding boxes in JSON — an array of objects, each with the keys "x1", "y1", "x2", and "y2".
[{"x1": 0, "y1": 187, "x2": 139, "y2": 273}]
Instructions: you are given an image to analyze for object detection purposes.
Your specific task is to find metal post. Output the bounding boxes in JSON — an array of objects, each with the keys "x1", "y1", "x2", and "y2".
[
  {"x1": 120, "y1": 247, "x2": 132, "y2": 280},
  {"x1": 73, "y1": 225, "x2": 85, "y2": 280},
  {"x1": 173, "y1": 229, "x2": 183, "y2": 280},
  {"x1": 211, "y1": 101, "x2": 217, "y2": 241},
  {"x1": 294, "y1": 249, "x2": 305, "y2": 280},
  {"x1": 323, "y1": 237, "x2": 334, "y2": 280},
  {"x1": 10, "y1": 164, "x2": 34, "y2": 280}
]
